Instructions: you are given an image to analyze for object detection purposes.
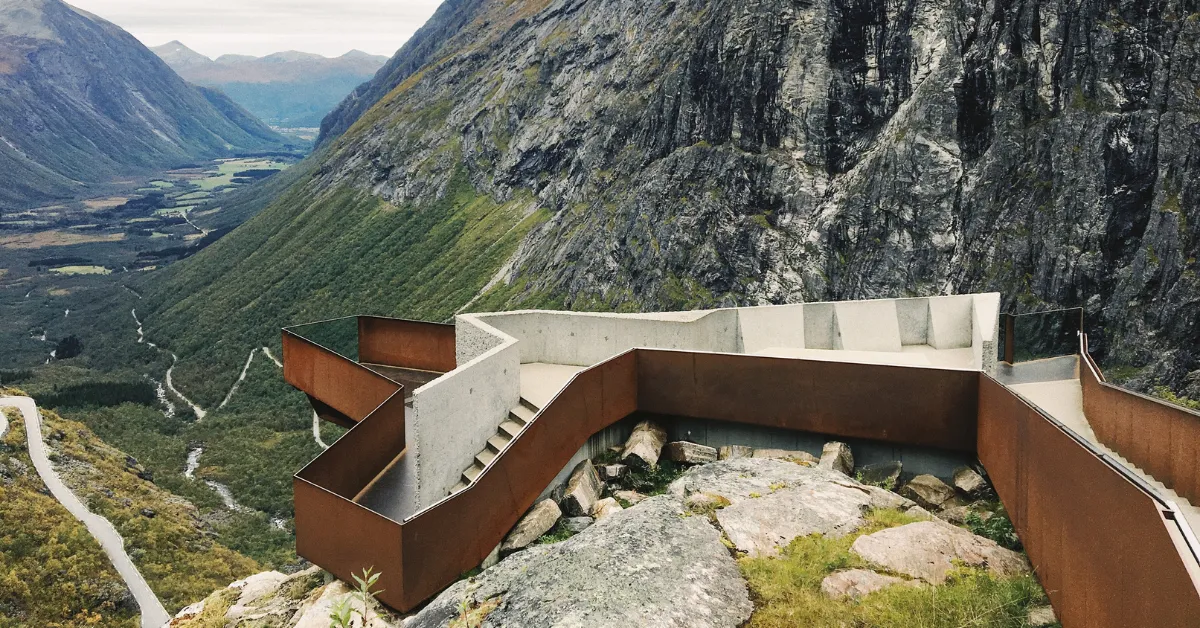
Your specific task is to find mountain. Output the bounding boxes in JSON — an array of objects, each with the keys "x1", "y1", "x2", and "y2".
[
  {"x1": 151, "y1": 39, "x2": 212, "y2": 68},
  {"x1": 141, "y1": 0, "x2": 1200, "y2": 405},
  {"x1": 0, "y1": 0, "x2": 288, "y2": 211},
  {"x1": 153, "y1": 42, "x2": 388, "y2": 128}
]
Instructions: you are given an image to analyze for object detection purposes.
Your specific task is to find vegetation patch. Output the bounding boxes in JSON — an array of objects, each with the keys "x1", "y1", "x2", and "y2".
[
  {"x1": 739, "y1": 509, "x2": 1050, "y2": 628},
  {"x1": 0, "y1": 407, "x2": 139, "y2": 628},
  {"x1": 49, "y1": 265, "x2": 110, "y2": 275}
]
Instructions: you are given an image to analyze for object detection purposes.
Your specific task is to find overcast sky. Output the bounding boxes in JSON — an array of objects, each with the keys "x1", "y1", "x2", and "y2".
[{"x1": 68, "y1": 0, "x2": 444, "y2": 58}]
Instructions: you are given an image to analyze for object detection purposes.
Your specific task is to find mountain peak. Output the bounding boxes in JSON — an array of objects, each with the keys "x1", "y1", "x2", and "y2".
[{"x1": 151, "y1": 40, "x2": 212, "y2": 66}]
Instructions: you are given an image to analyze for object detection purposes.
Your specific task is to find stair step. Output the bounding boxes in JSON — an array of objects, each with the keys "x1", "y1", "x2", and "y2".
[
  {"x1": 510, "y1": 404, "x2": 536, "y2": 423},
  {"x1": 519, "y1": 397, "x2": 539, "y2": 413},
  {"x1": 488, "y1": 434, "x2": 511, "y2": 453},
  {"x1": 499, "y1": 420, "x2": 524, "y2": 438},
  {"x1": 476, "y1": 449, "x2": 497, "y2": 467},
  {"x1": 463, "y1": 463, "x2": 484, "y2": 482},
  {"x1": 450, "y1": 480, "x2": 468, "y2": 494}
]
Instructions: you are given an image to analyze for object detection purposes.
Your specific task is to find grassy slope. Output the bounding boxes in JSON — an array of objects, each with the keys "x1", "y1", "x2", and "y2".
[
  {"x1": 0, "y1": 407, "x2": 138, "y2": 628},
  {"x1": 142, "y1": 167, "x2": 548, "y2": 406},
  {"x1": 0, "y1": 390, "x2": 263, "y2": 613}
]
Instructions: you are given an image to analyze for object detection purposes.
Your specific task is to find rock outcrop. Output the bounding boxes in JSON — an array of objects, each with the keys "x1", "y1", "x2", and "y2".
[
  {"x1": 668, "y1": 458, "x2": 921, "y2": 556},
  {"x1": 406, "y1": 497, "x2": 754, "y2": 628}
]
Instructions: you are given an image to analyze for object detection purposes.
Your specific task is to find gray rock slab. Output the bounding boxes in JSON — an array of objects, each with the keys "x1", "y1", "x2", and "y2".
[
  {"x1": 851, "y1": 520, "x2": 1031, "y2": 584},
  {"x1": 818, "y1": 441, "x2": 854, "y2": 476},
  {"x1": 900, "y1": 474, "x2": 958, "y2": 510},
  {"x1": 561, "y1": 459, "x2": 603, "y2": 516},
  {"x1": 667, "y1": 441, "x2": 718, "y2": 464},
  {"x1": 500, "y1": 499, "x2": 561, "y2": 554},
  {"x1": 621, "y1": 420, "x2": 668, "y2": 469},
  {"x1": 820, "y1": 569, "x2": 920, "y2": 599},
  {"x1": 406, "y1": 496, "x2": 753, "y2": 628}
]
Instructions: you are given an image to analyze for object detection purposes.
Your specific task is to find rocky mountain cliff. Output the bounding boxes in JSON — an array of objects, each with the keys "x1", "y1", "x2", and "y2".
[
  {"x1": 144, "y1": 0, "x2": 1200, "y2": 398},
  {"x1": 153, "y1": 42, "x2": 388, "y2": 127},
  {"x1": 0, "y1": 0, "x2": 288, "y2": 210}
]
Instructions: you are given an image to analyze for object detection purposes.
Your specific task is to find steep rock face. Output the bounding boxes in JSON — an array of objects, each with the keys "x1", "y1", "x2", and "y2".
[
  {"x1": 0, "y1": 0, "x2": 288, "y2": 210},
  {"x1": 152, "y1": 0, "x2": 1200, "y2": 391}
]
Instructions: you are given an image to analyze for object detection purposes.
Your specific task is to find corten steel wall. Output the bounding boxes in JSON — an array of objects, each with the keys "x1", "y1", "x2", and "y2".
[
  {"x1": 978, "y1": 375, "x2": 1200, "y2": 627},
  {"x1": 358, "y1": 317, "x2": 456, "y2": 373},
  {"x1": 287, "y1": 325, "x2": 412, "y2": 605},
  {"x1": 282, "y1": 330, "x2": 398, "y2": 423},
  {"x1": 1080, "y1": 338, "x2": 1200, "y2": 507},
  {"x1": 638, "y1": 351, "x2": 979, "y2": 452}
]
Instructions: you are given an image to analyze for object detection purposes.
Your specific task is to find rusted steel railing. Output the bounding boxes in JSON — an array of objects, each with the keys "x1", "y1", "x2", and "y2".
[
  {"x1": 358, "y1": 316, "x2": 457, "y2": 373},
  {"x1": 978, "y1": 373, "x2": 1200, "y2": 626},
  {"x1": 1079, "y1": 335, "x2": 1200, "y2": 513},
  {"x1": 286, "y1": 321, "x2": 1200, "y2": 622}
]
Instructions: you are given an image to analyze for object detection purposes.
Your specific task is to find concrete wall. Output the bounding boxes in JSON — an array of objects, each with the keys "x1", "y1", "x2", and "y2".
[
  {"x1": 476, "y1": 309, "x2": 739, "y2": 365},
  {"x1": 928, "y1": 294, "x2": 975, "y2": 350},
  {"x1": 737, "y1": 304, "x2": 805, "y2": 353},
  {"x1": 834, "y1": 300, "x2": 904, "y2": 352},
  {"x1": 455, "y1": 315, "x2": 509, "y2": 365},
  {"x1": 411, "y1": 317, "x2": 520, "y2": 508},
  {"x1": 971, "y1": 293, "x2": 1001, "y2": 374}
]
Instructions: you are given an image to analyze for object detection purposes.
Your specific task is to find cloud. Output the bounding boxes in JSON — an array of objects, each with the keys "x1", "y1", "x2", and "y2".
[{"x1": 68, "y1": 0, "x2": 444, "y2": 58}]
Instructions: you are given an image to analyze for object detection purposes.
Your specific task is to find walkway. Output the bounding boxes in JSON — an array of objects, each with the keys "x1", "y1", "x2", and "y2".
[
  {"x1": 1001, "y1": 359, "x2": 1200, "y2": 536},
  {"x1": 0, "y1": 397, "x2": 170, "y2": 628}
]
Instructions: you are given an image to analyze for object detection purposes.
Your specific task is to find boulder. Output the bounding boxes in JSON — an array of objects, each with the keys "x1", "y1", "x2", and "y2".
[
  {"x1": 820, "y1": 569, "x2": 920, "y2": 599},
  {"x1": 684, "y1": 491, "x2": 731, "y2": 514},
  {"x1": 752, "y1": 449, "x2": 818, "y2": 465},
  {"x1": 501, "y1": 499, "x2": 561, "y2": 554},
  {"x1": 666, "y1": 441, "x2": 718, "y2": 464},
  {"x1": 937, "y1": 504, "x2": 972, "y2": 524},
  {"x1": 562, "y1": 516, "x2": 593, "y2": 533},
  {"x1": 406, "y1": 497, "x2": 753, "y2": 628},
  {"x1": 718, "y1": 445, "x2": 754, "y2": 460},
  {"x1": 952, "y1": 466, "x2": 989, "y2": 496},
  {"x1": 850, "y1": 520, "x2": 1031, "y2": 584},
  {"x1": 140, "y1": 508, "x2": 156, "y2": 518},
  {"x1": 857, "y1": 461, "x2": 902, "y2": 488},
  {"x1": 1028, "y1": 606, "x2": 1058, "y2": 627},
  {"x1": 591, "y1": 497, "x2": 623, "y2": 520},
  {"x1": 900, "y1": 474, "x2": 958, "y2": 510},
  {"x1": 598, "y1": 463, "x2": 628, "y2": 480},
  {"x1": 818, "y1": 441, "x2": 854, "y2": 475},
  {"x1": 621, "y1": 420, "x2": 668, "y2": 468},
  {"x1": 561, "y1": 460, "x2": 603, "y2": 516},
  {"x1": 613, "y1": 489, "x2": 648, "y2": 505}
]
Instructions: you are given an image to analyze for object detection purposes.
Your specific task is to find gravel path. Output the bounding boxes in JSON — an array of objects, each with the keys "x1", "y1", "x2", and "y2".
[{"x1": 0, "y1": 396, "x2": 169, "y2": 628}]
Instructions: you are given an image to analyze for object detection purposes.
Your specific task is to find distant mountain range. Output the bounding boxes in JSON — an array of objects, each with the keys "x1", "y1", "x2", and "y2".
[
  {"x1": 0, "y1": 0, "x2": 290, "y2": 211},
  {"x1": 153, "y1": 41, "x2": 388, "y2": 129}
]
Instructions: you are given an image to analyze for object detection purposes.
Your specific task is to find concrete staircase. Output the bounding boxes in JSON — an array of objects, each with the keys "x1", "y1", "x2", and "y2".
[{"x1": 449, "y1": 397, "x2": 540, "y2": 495}]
